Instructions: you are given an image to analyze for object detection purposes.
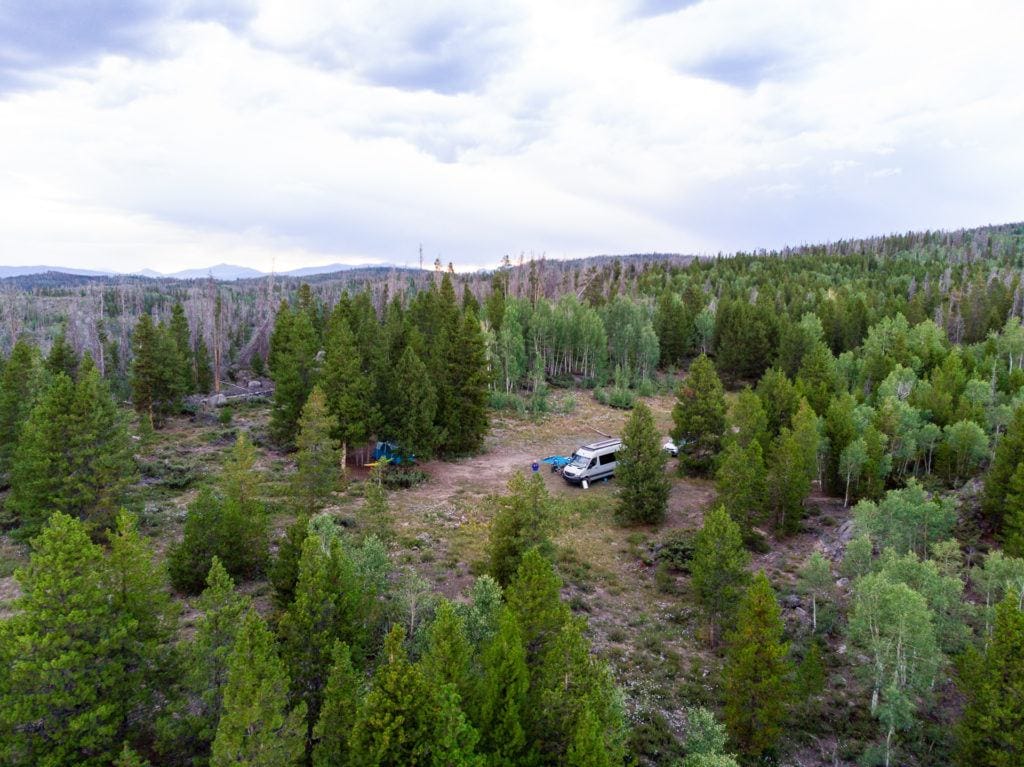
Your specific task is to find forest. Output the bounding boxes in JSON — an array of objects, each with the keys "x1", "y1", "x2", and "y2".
[{"x1": 1, "y1": 222, "x2": 1024, "y2": 766}]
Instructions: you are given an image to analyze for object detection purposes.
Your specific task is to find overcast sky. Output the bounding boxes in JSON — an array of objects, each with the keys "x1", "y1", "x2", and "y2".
[{"x1": 0, "y1": 1, "x2": 1022, "y2": 273}]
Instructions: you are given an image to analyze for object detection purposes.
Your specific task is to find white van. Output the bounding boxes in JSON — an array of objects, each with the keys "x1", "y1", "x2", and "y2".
[{"x1": 561, "y1": 438, "x2": 622, "y2": 486}]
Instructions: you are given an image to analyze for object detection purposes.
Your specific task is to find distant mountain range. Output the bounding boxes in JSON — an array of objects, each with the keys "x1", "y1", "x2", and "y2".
[{"x1": 0, "y1": 262, "x2": 390, "y2": 281}]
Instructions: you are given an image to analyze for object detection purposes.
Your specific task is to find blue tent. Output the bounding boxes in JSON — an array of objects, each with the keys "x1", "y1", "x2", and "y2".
[{"x1": 372, "y1": 440, "x2": 416, "y2": 465}]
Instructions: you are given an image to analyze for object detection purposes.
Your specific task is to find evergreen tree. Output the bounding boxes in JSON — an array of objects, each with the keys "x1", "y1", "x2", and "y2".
[
  {"x1": 419, "y1": 599, "x2": 475, "y2": 709},
  {"x1": 46, "y1": 323, "x2": 79, "y2": 380},
  {"x1": 348, "y1": 625, "x2": 480, "y2": 766},
  {"x1": 1003, "y1": 461, "x2": 1024, "y2": 556},
  {"x1": 210, "y1": 610, "x2": 307, "y2": 767},
  {"x1": 320, "y1": 310, "x2": 375, "y2": 475},
  {"x1": 690, "y1": 506, "x2": 750, "y2": 645},
  {"x1": 715, "y1": 440, "x2": 767, "y2": 536},
  {"x1": 722, "y1": 572, "x2": 793, "y2": 760},
  {"x1": 195, "y1": 330, "x2": 214, "y2": 393},
  {"x1": 506, "y1": 548, "x2": 570, "y2": 662},
  {"x1": 824, "y1": 392, "x2": 857, "y2": 497},
  {"x1": 983, "y1": 404, "x2": 1024, "y2": 531},
  {"x1": 311, "y1": 641, "x2": 360, "y2": 767},
  {"x1": 672, "y1": 354, "x2": 727, "y2": 475},
  {"x1": 271, "y1": 515, "x2": 309, "y2": 609},
  {"x1": 955, "y1": 590, "x2": 1024, "y2": 766},
  {"x1": 616, "y1": 401, "x2": 671, "y2": 525},
  {"x1": 169, "y1": 434, "x2": 268, "y2": 593},
  {"x1": 531, "y1": 617, "x2": 628, "y2": 765},
  {"x1": 384, "y1": 345, "x2": 437, "y2": 459},
  {"x1": 476, "y1": 607, "x2": 530, "y2": 765},
  {"x1": 766, "y1": 424, "x2": 815, "y2": 535},
  {"x1": 115, "y1": 743, "x2": 151, "y2": 767},
  {"x1": 106, "y1": 510, "x2": 179, "y2": 740},
  {"x1": 442, "y1": 309, "x2": 490, "y2": 455},
  {"x1": 278, "y1": 534, "x2": 372, "y2": 740},
  {"x1": 0, "y1": 513, "x2": 131, "y2": 766},
  {"x1": 726, "y1": 387, "x2": 769, "y2": 452},
  {"x1": 8, "y1": 363, "x2": 135, "y2": 538},
  {"x1": 0, "y1": 339, "x2": 40, "y2": 484},
  {"x1": 158, "y1": 557, "x2": 251, "y2": 767},
  {"x1": 291, "y1": 385, "x2": 339, "y2": 515},
  {"x1": 755, "y1": 367, "x2": 800, "y2": 438},
  {"x1": 269, "y1": 302, "x2": 321, "y2": 446},
  {"x1": 489, "y1": 471, "x2": 554, "y2": 587},
  {"x1": 169, "y1": 302, "x2": 196, "y2": 392},
  {"x1": 131, "y1": 313, "x2": 186, "y2": 427},
  {"x1": 566, "y1": 705, "x2": 615, "y2": 767}
]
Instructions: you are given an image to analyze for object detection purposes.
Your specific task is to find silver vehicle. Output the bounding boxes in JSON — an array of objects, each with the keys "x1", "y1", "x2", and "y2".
[{"x1": 562, "y1": 438, "x2": 621, "y2": 486}]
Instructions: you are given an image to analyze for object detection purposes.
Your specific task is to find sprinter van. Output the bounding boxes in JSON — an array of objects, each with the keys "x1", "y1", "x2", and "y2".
[{"x1": 561, "y1": 438, "x2": 621, "y2": 486}]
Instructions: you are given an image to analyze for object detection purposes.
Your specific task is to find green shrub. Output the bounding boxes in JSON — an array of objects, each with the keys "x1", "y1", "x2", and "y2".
[
  {"x1": 658, "y1": 529, "x2": 696, "y2": 573},
  {"x1": 168, "y1": 488, "x2": 268, "y2": 593},
  {"x1": 381, "y1": 467, "x2": 428, "y2": 489}
]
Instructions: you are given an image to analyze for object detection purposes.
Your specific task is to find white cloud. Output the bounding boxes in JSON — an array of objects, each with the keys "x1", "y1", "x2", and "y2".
[{"x1": 0, "y1": 0, "x2": 1022, "y2": 272}]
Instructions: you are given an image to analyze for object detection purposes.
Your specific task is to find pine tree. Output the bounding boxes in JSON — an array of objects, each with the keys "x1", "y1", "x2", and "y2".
[
  {"x1": 722, "y1": 572, "x2": 793, "y2": 760},
  {"x1": 195, "y1": 329, "x2": 214, "y2": 393},
  {"x1": 824, "y1": 393, "x2": 857, "y2": 496},
  {"x1": 46, "y1": 323, "x2": 79, "y2": 380},
  {"x1": 131, "y1": 313, "x2": 186, "y2": 427},
  {"x1": 0, "y1": 513, "x2": 131, "y2": 766},
  {"x1": 320, "y1": 310, "x2": 375, "y2": 476},
  {"x1": 0, "y1": 339, "x2": 41, "y2": 484},
  {"x1": 384, "y1": 345, "x2": 437, "y2": 459},
  {"x1": 566, "y1": 705, "x2": 615, "y2": 767},
  {"x1": 476, "y1": 607, "x2": 530, "y2": 765},
  {"x1": 419, "y1": 599, "x2": 475, "y2": 709},
  {"x1": 672, "y1": 353, "x2": 727, "y2": 475},
  {"x1": 278, "y1": 534, "x2": 370, "y2": 741},
  {"x1": 106, "y1": 510, "x2": 179, "y2": 740},
  {"x1": 506, "y1": 547, "x2": 570, "y2": 662},
  {"x1": 8, "y1": 363, "x2": 135, "y2": 538},
  {"x1": 489, "y1": 471, "x2": 554, "y2": 587},
  {"x1": 169, "y1": 302, "x2": 195, "y2": 393},
  {"x1": 1003, "y1": 461, "x2": 1024, "y2": 556},
  {"x1": 955, "y1": 590, "x2": 1024, "y2": 766},
  {"x1": 690, "y1": 506, "x2": 751, "y2": 645},
  {"x1": 210, "y1": 610, "x2": 307, "y2": 767},
  {"x1": 442, "y1": 309, "x2": 490, "y2": 455},
  {"x1": 531, "y1": 617, "x2": 628, "y2": 765},
  {"x1": 767, "y1": 424, "x2": 815, "y2": 535},
  {"x1": 115, "y1": 743, "x2": 152, "y2": 767},
  {"x1": 984, "y1": 404, "x2": 1024, "y2": 532},
  {"x1": 169, "y1": 434, "x2": 268, "y2": 593},
  {"x1": 726, "y1": 387, "x2": 769, "y2": 452},
  {"x1": 616, "y1": 401, "x2": 671, "y2": 525},
  {"x1": 157, "y1": 557, "x2": 251, "y2": 766},
  {"x1": 715, "y1": 440, "x2": 767, "y2": 536},
  {"x1": 271, "y1": 515, "x2": 309, "y2": 609},
  {"x1": 311, "y1": 641, "x2": 360, "y2": 767},
  {"x1": 348, "y1": 625, "x2": 480, "y2": 766},
  {"x1": 291, "y1": 386, "x2": 339, "y2": 515},
  {"x1": 269, "y1": 302, "x2": 321, "y2": 446}
]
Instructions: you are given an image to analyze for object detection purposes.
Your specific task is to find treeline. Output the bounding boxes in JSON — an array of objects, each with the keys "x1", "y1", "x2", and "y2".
[{"x1": 266, "y1": 277, "x2": 489, "y2": 460}]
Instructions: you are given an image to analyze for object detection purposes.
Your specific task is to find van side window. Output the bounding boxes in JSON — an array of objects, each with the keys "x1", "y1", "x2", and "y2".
[
  {"x1": 599, "y1": 452, "x2": 616, "y2": 466},
  {"x1": 588, "y1": 458, "x2": 597, "y2": 469}
]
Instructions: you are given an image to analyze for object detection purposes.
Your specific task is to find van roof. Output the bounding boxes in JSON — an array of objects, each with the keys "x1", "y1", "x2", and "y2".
[{"x1": 580, "y1": 438, "x2": 621, "y2": 451}]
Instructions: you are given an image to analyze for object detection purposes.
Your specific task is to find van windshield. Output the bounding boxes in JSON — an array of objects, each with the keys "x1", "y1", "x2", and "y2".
[{"x1": 568, "y1": 453, "x2": 591, "y2": 469}]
